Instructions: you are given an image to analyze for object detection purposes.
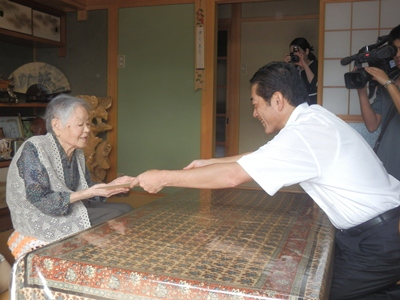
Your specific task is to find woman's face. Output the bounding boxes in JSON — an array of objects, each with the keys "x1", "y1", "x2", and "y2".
[{"x1": 55, "y1": 105, "x2": 91, "y2": 154}]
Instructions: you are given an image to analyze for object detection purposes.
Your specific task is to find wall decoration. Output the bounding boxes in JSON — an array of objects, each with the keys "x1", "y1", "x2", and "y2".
[
  {"x1": 32, "y1": 10, "x2": 60, "y2": 42},
  {"x1": 9, "y1": 62, "x2": 71, "y2": 97},
  {"x1": 195, "y1": 0, "x2": 205, "y2": 91},
  {"x1": 0, "y1": 138, "x2": 12, "y2": 160},
  {"x1": 0, "y1": 79, "x2": 18, "y2": 103},
  {"x1": 0, "y1": 116, "x2": 24, "y2": 139},
  {"x1": 0, "y1": 0, "x2": 32, "y2": 35}
]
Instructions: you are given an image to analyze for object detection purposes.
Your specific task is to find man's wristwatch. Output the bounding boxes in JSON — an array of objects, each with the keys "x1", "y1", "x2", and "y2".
[{"x1": 384, "y1": 79, "x2": 395, "y2": 88}]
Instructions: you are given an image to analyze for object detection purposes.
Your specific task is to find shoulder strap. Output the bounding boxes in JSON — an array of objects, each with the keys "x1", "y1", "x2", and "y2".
[{"x1": 373, "y1": 102, "x2": 397, "y2": 153}]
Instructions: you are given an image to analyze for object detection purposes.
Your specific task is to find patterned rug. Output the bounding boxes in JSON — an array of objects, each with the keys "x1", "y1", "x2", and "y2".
[{"x1": 14, "y1": 189, "x2": 335, "y2": 299}]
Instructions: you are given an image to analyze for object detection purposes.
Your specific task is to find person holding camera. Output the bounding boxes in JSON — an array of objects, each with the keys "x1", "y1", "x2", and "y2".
[
  {"x1": 283, "y1": 37, "x2": 318, "y2": 104},
  {"x1": 356, "y1": 24, "x2": 400, "y2": 181}
]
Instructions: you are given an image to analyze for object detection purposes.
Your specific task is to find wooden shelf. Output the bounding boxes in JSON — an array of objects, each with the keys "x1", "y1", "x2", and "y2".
[
  {"x1": 11, "y1": 0, "x2": 86, "y2": 13},
  {"x1": 0, "y1": 1, "x2": 69, "y2": 55},
  {"x1": 0, "y1": 28, "x2": 63, "y2": 48},
  {"x1": 0, "y1": 102, "x2": 47, "y2": 108},
  {"x1": 0, "y1": 161, "x2": 11, "y2": 168}
]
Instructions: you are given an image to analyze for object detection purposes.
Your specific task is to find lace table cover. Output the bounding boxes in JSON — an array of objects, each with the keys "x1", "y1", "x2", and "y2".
[{"x1": 12, "y1": 188, "x2": 335, "y2": 299}]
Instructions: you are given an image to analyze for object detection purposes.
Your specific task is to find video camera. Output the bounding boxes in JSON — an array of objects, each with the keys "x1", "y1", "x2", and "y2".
[{"x1": 341, "y1": 35, "x2": 397, "y2": 95}]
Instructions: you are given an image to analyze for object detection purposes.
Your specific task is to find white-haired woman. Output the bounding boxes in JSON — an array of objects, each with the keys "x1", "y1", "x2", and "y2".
[{"x1": 7, "y1": 94, "x2": 133, "y2": 259}]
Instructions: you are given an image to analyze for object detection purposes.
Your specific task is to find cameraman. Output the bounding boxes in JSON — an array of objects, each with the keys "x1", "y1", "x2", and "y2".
[
  {"x1": 283, "y1": 37, "x2": 318, "y2": 104},
  {"x1": 357, "y1": 24, "x2": 400, "y2": 180}
]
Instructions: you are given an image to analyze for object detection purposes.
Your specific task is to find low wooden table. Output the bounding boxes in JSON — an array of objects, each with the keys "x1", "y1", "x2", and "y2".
[{"x1": 12, "y1": 188, "x2": 335, "y2": 299}]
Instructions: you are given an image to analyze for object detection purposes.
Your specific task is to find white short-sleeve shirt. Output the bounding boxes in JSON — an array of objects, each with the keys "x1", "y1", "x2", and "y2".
[{"x1": 238, "y1": 103, "x2": 400, "y2": 229}]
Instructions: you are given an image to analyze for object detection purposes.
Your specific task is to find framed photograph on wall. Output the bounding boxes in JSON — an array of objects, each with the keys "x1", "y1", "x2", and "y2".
[{"x1": 0, "y1": 116, "x2": 24, "y2": 139}]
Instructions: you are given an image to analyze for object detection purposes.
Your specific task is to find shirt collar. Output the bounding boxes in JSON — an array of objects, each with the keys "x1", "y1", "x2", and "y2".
[{"x1": 285, "y1": 102, "x2": 309, "y2": 127}]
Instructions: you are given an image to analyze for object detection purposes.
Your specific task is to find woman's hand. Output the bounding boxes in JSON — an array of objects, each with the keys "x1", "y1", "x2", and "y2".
[
  {"x1": 96, "y1": 175, "x2": 135, "y2": 196},
  {"x1": 294, "y1": 51, "x2": 307, "y2": 68},
  {"x1": 88, "y1": 183, "x2": 130, "y2": 198},
  {"x1": 70, "y1": 176, "x2": 134, "y2": 203},
  {"x1": 283, "y1": 54, "x2": 291, "y2": 63}
]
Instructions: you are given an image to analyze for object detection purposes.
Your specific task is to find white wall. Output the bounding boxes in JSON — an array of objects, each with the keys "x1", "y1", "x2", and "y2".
[
  {"x1": 321, "y1": 0, "x2": 400, "y2": 114},
  {"x1": 220, "y1": 0, "x2": 320, "y2": 154},
  {"x1": 239, "y1": 18, "x2": 319, "y2": 153}
]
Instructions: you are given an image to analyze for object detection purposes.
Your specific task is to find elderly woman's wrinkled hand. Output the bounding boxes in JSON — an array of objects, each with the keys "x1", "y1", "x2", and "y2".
[{"x1": 91, "y1": 183, "x2": 130, "y2": 197}]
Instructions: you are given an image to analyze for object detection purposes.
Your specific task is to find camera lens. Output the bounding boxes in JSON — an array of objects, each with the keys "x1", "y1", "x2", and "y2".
[
  {"x1": 344, "y1": 69, "x2": 371, "y2": 89},
  {"x1": 290, "y1": 53, "x2": 299, "y2": 63}
]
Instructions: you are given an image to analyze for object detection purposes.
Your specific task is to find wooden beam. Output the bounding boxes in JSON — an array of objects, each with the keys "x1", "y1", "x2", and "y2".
[
  {"x1": 58, "y1": 14, "x2": 67, "y2": 56},
  {"x1": 106, "y1": 5, "x2": 119, "y2": 182},
  {"x1": 225, "y1": 3, "x2": 240, "y2": 156},
  {"x1": 200, "y1": 0, "x2": 217, "y2": 159},
  {"x1": 77, "y1": 10, "x2": 88, "y2": 20},
  {"x1": 86, "y1": 0, "x2": 192, "y2": 9},
  {"x1": 12, "y1": 0, "x2": 87, "y2": 12}
]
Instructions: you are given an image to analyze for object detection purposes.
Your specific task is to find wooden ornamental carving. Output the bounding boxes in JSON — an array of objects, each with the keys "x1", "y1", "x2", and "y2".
[{"x1": 77, "y1": 95, "x2": 113, "y2": 183}]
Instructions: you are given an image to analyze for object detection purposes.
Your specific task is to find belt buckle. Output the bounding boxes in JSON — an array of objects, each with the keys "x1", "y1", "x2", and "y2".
[{"x1": 346, "y1": 228, "x2": 362, "y2": 237}]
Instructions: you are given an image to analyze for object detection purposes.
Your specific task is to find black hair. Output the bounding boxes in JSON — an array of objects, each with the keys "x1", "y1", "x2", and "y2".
[
  {"x1": 290, "y1": 37, "x2": 318, "y2": 61},
  {"x1": 389, "y1": 24, "x2": 400, "y2": 44},
  {"x1": 249, "y1": 61, "x2": 309, "y2": 107}
]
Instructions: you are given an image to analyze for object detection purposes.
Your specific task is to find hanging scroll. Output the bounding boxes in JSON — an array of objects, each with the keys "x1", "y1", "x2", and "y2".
[{"x1": 195, "y1": 0, "x2": 205, "y2": 91}]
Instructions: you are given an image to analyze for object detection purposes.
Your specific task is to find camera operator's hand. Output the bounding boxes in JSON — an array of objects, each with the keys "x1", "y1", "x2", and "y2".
[
  {"x1": 283, "y1": 54, "x2": 291, "y2": 63},
  {"x1": 365, "y1": 67, "x2": 400, "y2": 117},
  {"x1": 294, "y1": 51, "x2": 307, "y2": 68},
  {"x1": 364, "y1": 67, "x2": 389, "y2": 86}
]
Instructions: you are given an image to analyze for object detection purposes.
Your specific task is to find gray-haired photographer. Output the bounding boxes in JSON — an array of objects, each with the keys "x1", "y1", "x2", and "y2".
[{"x1": 346, "y1": 24, "x2": 400, "y2": 181}]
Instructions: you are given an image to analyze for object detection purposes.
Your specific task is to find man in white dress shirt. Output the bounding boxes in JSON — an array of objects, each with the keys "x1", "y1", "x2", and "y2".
[{"x1": 132, "y1": 61, "x2": 400, "y2": 299}]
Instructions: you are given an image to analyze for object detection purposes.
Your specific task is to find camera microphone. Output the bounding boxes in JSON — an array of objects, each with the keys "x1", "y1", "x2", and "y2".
[
  {"x1": 341, "y1": 44, "x2": 396, "y2": 66},
  {"x1": 340, "y1": 54, "x2": 358, "y2": 66}
]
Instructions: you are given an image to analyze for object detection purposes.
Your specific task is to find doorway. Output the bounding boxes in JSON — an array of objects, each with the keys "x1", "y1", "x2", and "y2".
[
  {"x1": 214, "y1": 1, "x2": 319, "y2": 157},
  {"x1": 215, "y1": 29, "x2": 228, "y2": 157}
]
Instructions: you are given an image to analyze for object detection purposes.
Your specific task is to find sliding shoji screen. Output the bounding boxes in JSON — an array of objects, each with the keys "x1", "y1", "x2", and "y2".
[{"x1": 321, "y1": 0, "x2": 400, "y2": 117}]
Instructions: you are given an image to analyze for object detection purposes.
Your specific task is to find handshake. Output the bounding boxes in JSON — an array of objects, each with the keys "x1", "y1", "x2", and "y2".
[{"x1": 102, "y1": 156, "x2": 238, "y2": 195}]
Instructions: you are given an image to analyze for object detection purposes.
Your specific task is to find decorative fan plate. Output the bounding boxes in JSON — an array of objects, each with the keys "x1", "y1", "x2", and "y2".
[{"x1": 9, "y1": 62, "x2": 70, "y2": 94}]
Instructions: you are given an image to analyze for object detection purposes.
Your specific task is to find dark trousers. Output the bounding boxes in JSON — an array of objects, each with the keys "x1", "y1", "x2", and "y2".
[
  {"x1": 329, "y1": 215, "x2": 400, "y2": 300},
  {"x1": 83, "y1": 200, "x2": 133, "y2": 226}
]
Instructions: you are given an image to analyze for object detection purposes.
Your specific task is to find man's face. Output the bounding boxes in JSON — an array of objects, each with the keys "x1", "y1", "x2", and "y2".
[
  {"x1": 393, "y1": 39, "x2": 400, "y2": 69},
  {"x1": 251, "y1": 85, "x2": 281, "y2": 134}
]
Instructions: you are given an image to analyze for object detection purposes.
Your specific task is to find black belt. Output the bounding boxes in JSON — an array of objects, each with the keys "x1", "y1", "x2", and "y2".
[{"x1": 342, "y1": 205, "x2": 400, "y2": 237}]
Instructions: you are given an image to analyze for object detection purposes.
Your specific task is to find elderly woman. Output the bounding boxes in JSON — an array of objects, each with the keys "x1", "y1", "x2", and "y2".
[{"x1": 6, "y1": 94, "x2": 133, "y2": 259}]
